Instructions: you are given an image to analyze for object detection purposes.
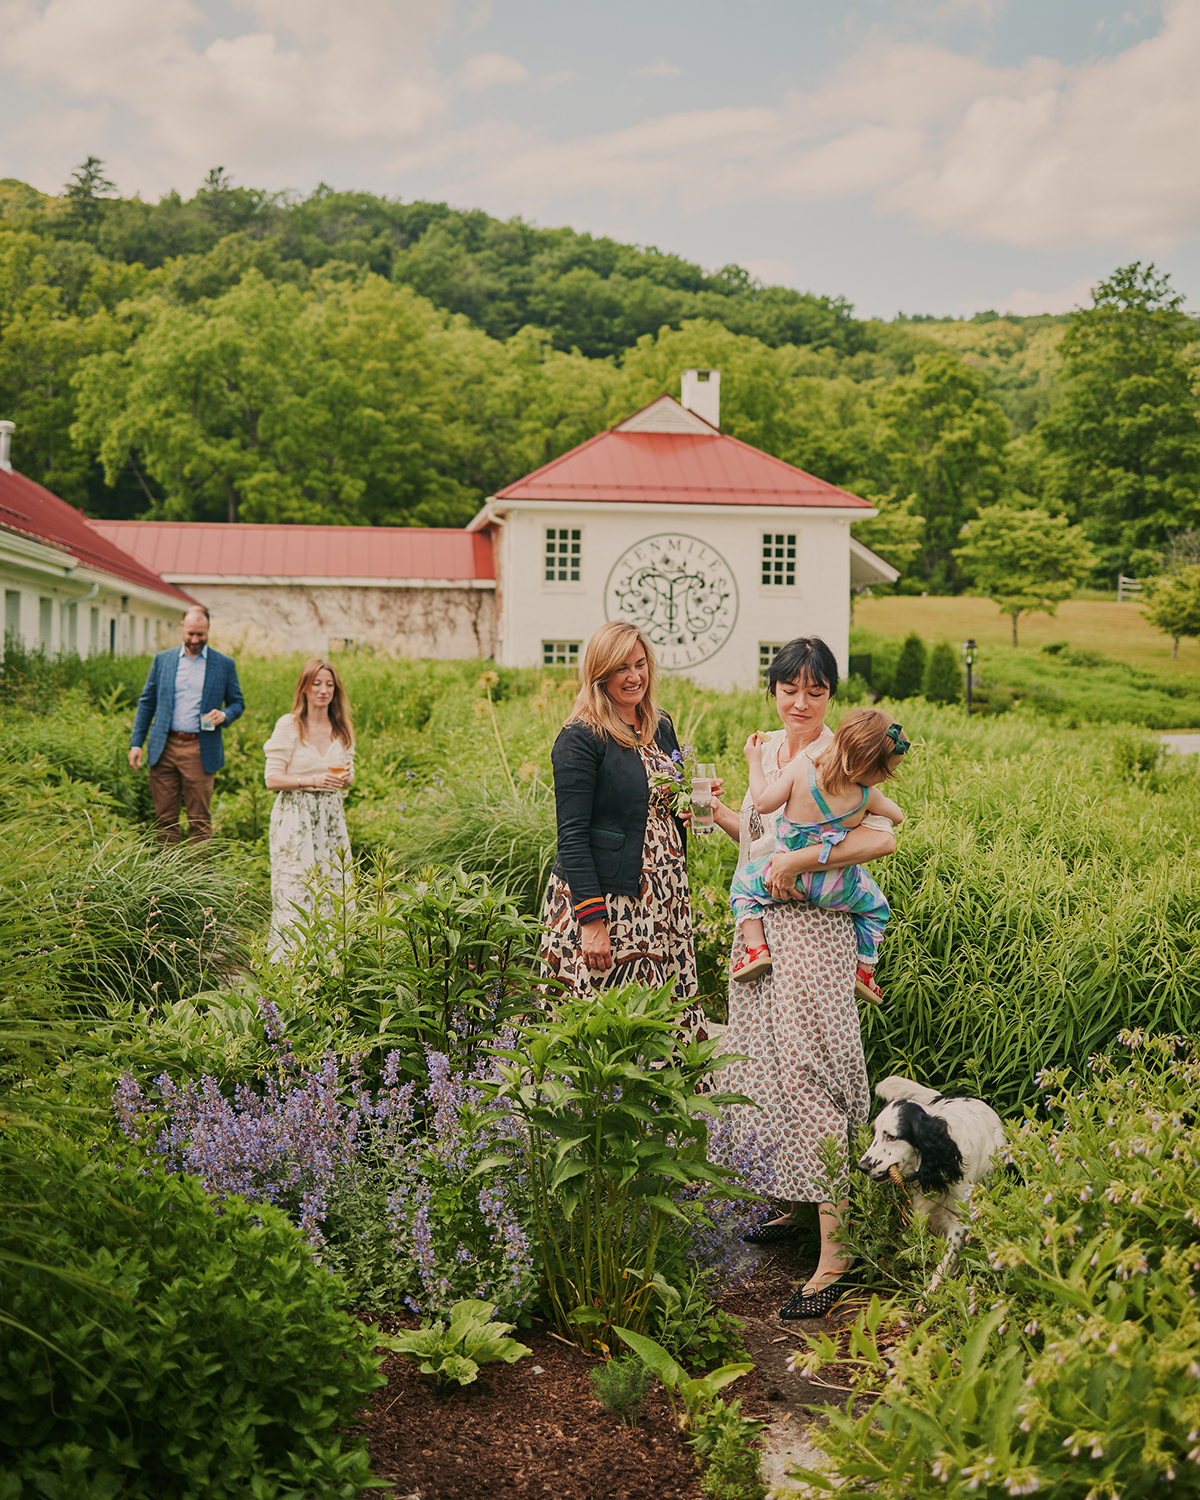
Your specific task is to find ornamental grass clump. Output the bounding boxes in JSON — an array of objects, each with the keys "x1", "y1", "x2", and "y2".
[
  {"x1": 789, "y1": 1032, "x2": 1200, "y2": 1500},
  {"x1": 476, "y1": 983, "x2": 752, "y2": 1352}
]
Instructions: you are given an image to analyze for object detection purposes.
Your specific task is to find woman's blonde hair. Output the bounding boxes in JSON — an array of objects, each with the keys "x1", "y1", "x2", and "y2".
[
  {"x1": 291, "y1": 658, "x2": 355, "y2": 748},
  {"x1": 816, "y1": 708, "x2": 900, "y2": 797},
  {"x1": 566, "y1": 621, "x2": 662, "y2": 747}
]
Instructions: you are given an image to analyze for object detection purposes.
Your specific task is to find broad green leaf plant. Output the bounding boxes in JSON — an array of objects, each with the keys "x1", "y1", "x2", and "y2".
[
  {"x1": 378, "y1": 1299, "x2": 531, "y2": 1389},
  {"x1": 476, "y1": 983, "x2": 753, "y2": 1353}
]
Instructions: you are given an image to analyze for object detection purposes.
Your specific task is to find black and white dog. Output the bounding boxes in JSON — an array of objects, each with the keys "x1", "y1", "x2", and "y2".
[{"x1": 857, "y1": 1075, "x2": 1007, "y2": 1294}]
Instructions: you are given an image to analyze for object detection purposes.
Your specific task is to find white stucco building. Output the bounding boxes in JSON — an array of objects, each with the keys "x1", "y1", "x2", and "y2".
[
  {"x1": 468, "y1": 371, "x2": 897, "y2": 689},
  {"x1": 19, "y1": 369, "x2": 897, "y2": 681},
  {"x1": 0, "y1": 421, "x2": 193, "y2": 656}
]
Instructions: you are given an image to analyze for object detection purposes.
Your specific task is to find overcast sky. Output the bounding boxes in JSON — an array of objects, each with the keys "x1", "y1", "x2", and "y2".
[{"x1": 1, "y1": 0, "x2": 1196, "y2": 320}]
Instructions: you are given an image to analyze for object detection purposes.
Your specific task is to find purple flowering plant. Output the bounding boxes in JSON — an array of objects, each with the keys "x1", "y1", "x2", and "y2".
[{"x1": 113, "y1": 1001, "x2": 537, "y2": 1319}]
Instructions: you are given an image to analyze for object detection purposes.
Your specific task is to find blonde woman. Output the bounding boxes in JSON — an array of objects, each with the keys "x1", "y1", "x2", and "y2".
[
  {"x1": 542, "y1": 621, "x2": 701, "y2": 1024},
  {"x1": 263, "y1": 658, "x2": 355, "y2": 957}
]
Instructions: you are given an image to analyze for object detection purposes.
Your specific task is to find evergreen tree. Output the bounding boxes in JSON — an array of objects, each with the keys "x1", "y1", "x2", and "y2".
[
  {"x1": 1039, "y1": 263, "x2": 1200, "y2": 580},
  {"x1": 891, "y1": 633, "x2": 928, "y2": 698},
  {"x1": 924, "y1": 642, "x2": 963, "y2": 704}
]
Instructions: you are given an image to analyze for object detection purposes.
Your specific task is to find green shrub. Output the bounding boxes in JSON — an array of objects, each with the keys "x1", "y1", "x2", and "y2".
[
  {"x1": 892, "y1": 632, "x2": 928, "y2": 699},
  {"x1": 924, "y1": 642, "x2": 963, "y2": 705},
  {"x1": 479, "y1": 984, "x2": 749, "y2": 1352},
  {"x1": 265, "y1": 854, "x2": 542, "y2": 1081},
  {"x1": 791, "y1": 1034, "x2": 1200, "y2": 1500},
  {"x1": 0, "y1": 1159, "x2": 384, "y2": 1500},
  {"x1": 590, "y1": 1353, "x2": 651, "y2": 1425}
]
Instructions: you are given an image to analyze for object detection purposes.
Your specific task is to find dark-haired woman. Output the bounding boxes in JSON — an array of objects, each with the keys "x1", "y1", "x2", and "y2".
[
  {"x1": 542, "y1": 620, "x2": 703, "y2": 1033},
  {"x1": 708, "y1": 637, "x2": 896, "y2": 1318},
  {"x1": 264, "y1": 657, "x2": 355, "y2": 958}
]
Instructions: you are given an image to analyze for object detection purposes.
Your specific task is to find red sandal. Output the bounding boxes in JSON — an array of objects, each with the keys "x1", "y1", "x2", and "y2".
[
  {"x1": 732, "y1": 943, "x2": 772, "y2": 984},
  {"x1": 854, "y1": 965, "x2": 884, "y2": 1005}
]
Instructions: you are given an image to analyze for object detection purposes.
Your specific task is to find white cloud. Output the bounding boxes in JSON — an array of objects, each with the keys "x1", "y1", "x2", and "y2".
[
  {"x1": 0, "y1": 0, "x2": 452, "y2": 187},
  {"x1": 457, "y1": 52, "x2": 528, "y2": 92},
  {"x1": 444, "y1": 1, "x2": 1200, "y2": 251},
  {"x1": 987, "y1": 277, "x2": 1097, "y2": 315},
  {"x1": 534, "y1": 70, "x2": 578, "y2": 92},
  {"x1": 642, "y1": 61, "x2": 682, "y2": 76}
]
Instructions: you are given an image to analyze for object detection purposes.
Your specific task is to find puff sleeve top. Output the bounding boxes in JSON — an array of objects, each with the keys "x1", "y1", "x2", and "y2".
[{"x1": 263, "y1": 715, "x2": 355, "y2": 787}]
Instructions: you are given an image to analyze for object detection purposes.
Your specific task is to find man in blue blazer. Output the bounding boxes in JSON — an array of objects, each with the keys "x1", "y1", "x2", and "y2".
[{"x1": 128, "y1": 606, "x2": 245, "y2": 843}]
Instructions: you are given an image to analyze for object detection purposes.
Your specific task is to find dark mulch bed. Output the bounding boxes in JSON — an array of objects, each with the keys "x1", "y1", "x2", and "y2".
[
  {"x1": 360, "y1": 1241, "x2": 889, "y2": 1497},
  {"x1": 363, "y1": 1320, "x2": 708, "y2": 1500}
]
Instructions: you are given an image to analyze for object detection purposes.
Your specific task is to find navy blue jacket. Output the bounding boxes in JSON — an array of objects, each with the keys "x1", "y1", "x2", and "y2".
[
  {"x1": 550, "y1": 712, "x2": 684, "y2": 923},
  {"x1": 130, "y1": 647, "x2": 245, "y2": 773}
]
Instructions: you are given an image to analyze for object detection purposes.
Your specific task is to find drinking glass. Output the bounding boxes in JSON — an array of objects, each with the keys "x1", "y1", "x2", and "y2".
[
  {"x1": 200, "y1": 711, "x2": 216, "y2": 731},
  {"x1": 690, "y1": 762, "x2": 716, "y2": 835}
]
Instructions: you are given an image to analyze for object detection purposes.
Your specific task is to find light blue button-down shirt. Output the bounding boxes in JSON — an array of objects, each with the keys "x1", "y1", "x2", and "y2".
[{"x1": 170, "y1": 644, "x2": 208, "y2": 732}]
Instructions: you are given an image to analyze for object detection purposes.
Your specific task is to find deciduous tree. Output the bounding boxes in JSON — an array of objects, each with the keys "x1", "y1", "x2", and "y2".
[
  {"x1": 1039, "y1": 263, "x2": 1200, "y2": 579},
  {"x1": 877, "y1": 352, "x2": 1009, "y2": 591},
  {"x1": 954, "y1": 505, "x2": 1096, "y2": 647},
  {"x1": 1141, "y1": 566, "x2": 1200, "y2": 658}
]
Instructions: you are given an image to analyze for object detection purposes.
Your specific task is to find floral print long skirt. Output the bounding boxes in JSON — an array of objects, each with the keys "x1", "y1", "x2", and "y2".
[
  {"x1": 722, "y1": 903, "x2": 870, "y2": 1202},
  {"x1": 268, "y1": 790, "x2": 351, "y2": 959}
]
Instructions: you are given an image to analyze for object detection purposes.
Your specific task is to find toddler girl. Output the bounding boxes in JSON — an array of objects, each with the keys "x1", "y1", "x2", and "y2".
[{"x1": 729, "y1": 708, "x2": 907, "y2": 1003}]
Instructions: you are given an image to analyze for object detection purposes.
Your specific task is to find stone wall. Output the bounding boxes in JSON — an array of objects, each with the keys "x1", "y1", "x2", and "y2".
[{"x1": 198, "y1": 584, "x2": 497, "y2": 659}]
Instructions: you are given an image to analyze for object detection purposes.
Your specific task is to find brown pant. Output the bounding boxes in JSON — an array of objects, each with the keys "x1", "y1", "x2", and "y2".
[{"x1": 149, "y1": 734, "x2": 216, "y2": 843}]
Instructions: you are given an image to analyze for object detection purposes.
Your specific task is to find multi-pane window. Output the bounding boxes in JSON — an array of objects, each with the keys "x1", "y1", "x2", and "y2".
[
  {"x1": 545, "y1": 527, "x2": 582, "y2": 583},
  {"x1": 759, "y1": 642, "x2": 786, "y2": 683},
  {"x1": 761, "y1": 532, "x2": 796, "y2": 586},
  {"x1": 543, "y1": 641, "x2": 580, "y2": 668}
]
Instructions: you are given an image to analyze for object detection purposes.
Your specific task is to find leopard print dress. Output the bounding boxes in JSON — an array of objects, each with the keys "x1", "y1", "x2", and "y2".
[{"x1": 541, "y1": 743, "x2": 705, "y2": 1039}]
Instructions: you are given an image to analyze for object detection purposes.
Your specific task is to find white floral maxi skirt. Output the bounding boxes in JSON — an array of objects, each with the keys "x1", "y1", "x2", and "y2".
[
  {"x1": 268, "y1": 791, "x2": 351, "y2": 959},
  {"x1": 722, "y1": 903, "x2": 870, "y2": 1202}
]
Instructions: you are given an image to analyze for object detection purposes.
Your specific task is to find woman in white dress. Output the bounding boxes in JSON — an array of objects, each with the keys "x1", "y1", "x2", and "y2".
[{"x1": 263, "y1": 658, "x2": 355, "y2": 957}]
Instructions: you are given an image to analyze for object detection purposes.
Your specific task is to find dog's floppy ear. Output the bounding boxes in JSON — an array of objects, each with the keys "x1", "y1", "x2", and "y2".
[
  {"x1": 897, "y1": 1101, "x2": 965, "y2": 1195},
  {"x1": 875, "y1": 1075, "x2": 943, "y2": 1108}
]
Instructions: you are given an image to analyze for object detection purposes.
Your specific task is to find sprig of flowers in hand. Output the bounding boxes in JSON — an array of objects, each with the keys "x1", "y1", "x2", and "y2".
[{"x1": 647, "y1": 744, "x2": 696, "y2": 817}]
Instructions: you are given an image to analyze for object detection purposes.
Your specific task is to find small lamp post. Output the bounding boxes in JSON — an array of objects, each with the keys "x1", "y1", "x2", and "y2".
[{"x1": 962, "y1": 639, "x2": 977, "y2": 716}]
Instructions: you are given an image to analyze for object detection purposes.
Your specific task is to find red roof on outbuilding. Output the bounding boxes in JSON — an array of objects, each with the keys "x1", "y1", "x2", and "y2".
[
  {"x1": 493, "y1": 425, "x2": 874, "y2": 510},
  {"x1": 89, "y1": 521, "x2": 495, "y2": 582},
  {"x1": 0, "y1": 468, "x2": 192, "y2": 602}
]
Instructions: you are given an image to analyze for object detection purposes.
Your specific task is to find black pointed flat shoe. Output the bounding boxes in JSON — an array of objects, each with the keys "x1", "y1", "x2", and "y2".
[
  {"x1": 742, "y1": 1219, "x2": 802, "y2": 1244},
  {"x1": 779, "y1": 1269, "x2": 858, "y2": 1319}
]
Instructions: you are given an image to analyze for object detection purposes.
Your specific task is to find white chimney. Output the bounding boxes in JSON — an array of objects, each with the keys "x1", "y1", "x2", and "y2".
[
  {"x1": 680, "y1": 369, "x2": 720, "y2": 430},
  {"x1": 0, "y1": 421, "x2": 13, "y2": 474}
]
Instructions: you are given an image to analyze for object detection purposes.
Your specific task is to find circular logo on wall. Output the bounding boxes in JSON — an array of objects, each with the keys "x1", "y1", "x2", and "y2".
[{"x1": 604, "y1": 533, "x2": 739, "y2": 670}]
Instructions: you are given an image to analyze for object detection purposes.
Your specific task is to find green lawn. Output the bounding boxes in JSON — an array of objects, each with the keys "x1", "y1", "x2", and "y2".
[{"x1": 854, "y1": 595, "x2": 1198, "y2": 681}]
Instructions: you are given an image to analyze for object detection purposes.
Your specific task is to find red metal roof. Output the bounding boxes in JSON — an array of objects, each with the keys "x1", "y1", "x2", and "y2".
[
  {"x1": 494, "y1": 425, "x2": 874, "y2": 509},
  {"x1": 90, "y1": 521, "x2": 496, "y2": 582},
  {"x1": 0, "y1": 468, "x2": 193, "y2": 602}
]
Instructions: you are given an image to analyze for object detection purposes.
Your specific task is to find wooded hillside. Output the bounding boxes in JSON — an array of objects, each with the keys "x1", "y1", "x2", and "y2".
[{"x1": 2, "y1": 162, "x2": 1197, "y2": 590}]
